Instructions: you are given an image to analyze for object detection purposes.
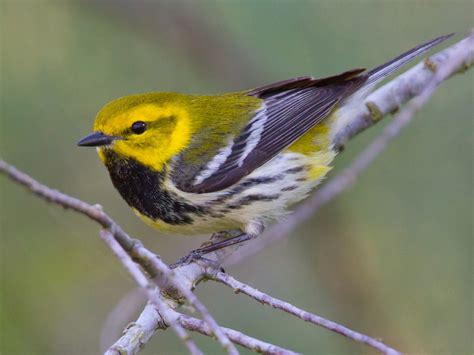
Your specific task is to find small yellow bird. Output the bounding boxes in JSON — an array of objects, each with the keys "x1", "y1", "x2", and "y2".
[{"x1": 79, "y1": 35, "x2": 451, "y2": 255}]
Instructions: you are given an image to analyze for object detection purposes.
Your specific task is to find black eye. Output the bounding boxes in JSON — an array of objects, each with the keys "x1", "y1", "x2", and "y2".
[{"x1": 131, "y1": 121, "x2": 147, "y2": 134}]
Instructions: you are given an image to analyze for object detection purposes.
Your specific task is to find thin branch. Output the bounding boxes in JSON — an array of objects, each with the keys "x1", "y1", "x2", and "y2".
[
  {"x1": 175, "y1": 312, "x2": 300, "y2": 355},
  {"x1": 130, "y1": 244, "x2": 239, "y2": 355},
  {"x1": 100, "y1": 229, "x2": 203, "y2": 355},
  {"x1": 0, "y1": 160, "x2": 236, "y2": 355},
  {"x1": 105, "y1": 303, "x2": 161, "y2": 355},
  {"x1": 331, "y1": 33, "x2": 474, "y2": 151},
  {"x1": 210, "y1": 271, "x2": 399, "y2": 355},
  {"x1": 227, "y1": 31, "x2": 474, "y2": 265},
  {"x1": 109, "y1": 302, "x2": 298, "y2": 355},
  {"x1": 100, "y1": 288, "x2": 145, "y2": 352}
]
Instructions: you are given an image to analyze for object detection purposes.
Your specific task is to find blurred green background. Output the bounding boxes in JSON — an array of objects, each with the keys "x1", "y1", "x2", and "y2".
[{"x1": 1, "y1": 1, "x2": 472, "y2": 354}]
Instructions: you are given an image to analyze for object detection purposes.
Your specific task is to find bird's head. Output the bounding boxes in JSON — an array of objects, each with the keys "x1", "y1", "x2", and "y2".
[{"x1": 78, "y1": 93, "x2": 193, "y2": 171}]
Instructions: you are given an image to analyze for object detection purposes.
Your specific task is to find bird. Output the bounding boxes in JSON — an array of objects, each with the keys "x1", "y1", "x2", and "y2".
[{"x1": 78, "y1": 34, "x2": 452, "y2": 258}]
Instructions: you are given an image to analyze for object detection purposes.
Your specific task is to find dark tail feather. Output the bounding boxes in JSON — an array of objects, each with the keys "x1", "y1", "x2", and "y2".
[{"x1": 366, "y1": 33, "x2": 454, "y2": 86}]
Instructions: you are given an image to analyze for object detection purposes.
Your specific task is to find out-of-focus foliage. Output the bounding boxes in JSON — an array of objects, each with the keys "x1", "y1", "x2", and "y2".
[{"x1": 1, "y1": 1, "x2": 472, "y2": 354}]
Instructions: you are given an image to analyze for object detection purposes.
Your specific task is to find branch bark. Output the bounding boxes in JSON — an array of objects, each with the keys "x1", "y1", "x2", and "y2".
[
  {"x1": 100, "y1": 229, "x2": 203, "y2": 355},
  {"x1": 176, "y1": 312, "x2": 299, "y2": 355},
  {"x1": 331, "y1": 33, "x2": 474, "y2": 150},
  {"x1": 104, "y1": 303, "x2": 166, "y2": 355},
  {"x1": 106, "y1": 300, "x2": 300, "y2": 354},
  {"x1": 210, "y1": 271, "x2": 400, "y2": 355}
]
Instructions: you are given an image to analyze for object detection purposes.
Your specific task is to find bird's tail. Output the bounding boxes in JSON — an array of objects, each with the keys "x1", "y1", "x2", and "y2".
[
  {"x1": 365, "y1": 33, "x2": 454, "y2": 86},
  {"x1": 332, "y1": 33, "x2": 454, "y2": 142}
]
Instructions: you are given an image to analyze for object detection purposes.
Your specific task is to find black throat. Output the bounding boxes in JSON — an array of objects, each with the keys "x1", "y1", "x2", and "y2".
[{"x1": 103, "y1": 150, "x2": 205, "y2": 225}]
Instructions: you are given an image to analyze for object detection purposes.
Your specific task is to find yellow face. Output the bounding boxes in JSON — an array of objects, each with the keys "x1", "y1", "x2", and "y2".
[{"x1": 86, "y1": 94, "x2": 193, "y2": 171}]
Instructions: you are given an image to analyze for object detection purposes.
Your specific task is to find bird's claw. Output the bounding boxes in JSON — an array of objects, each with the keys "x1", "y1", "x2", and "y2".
[{"x1": 170, "y1": 251, "x2": 222, "y2": 270}]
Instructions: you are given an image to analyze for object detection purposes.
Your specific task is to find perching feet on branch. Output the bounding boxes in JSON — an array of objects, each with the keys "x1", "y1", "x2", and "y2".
[{"x1": 170, "y1": 230, "x2": 253, "y2": 268}]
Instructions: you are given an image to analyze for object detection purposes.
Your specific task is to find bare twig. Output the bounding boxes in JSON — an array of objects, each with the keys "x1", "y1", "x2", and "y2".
[
  {"x1": 331, "y1": 33, "x2": 474, "y2": 151},
  {"x1": 227, "y1": 32, "x2": 474, "y2": 265},
  {"x1": 210, "y1": 271, "x2": 399, "y2": 355},
  {"x1": 130, "y1": 245, "x2": 239, "y2": 355},
  {"x1": 0, "y1": 160, "x2": 237, "y2": 355},
  {"x1": 100, "y1": 229, "x2": 203, "y2": 355},
  {"x1": 109, "y1": 303, "x2": 299, "y2": 355},
  {"x1": 105, "y1": 303, "x2": 163, "y2": 355},
  {"x1": 175, "y1": 312, "x2": 299, "y2": 355},
  {"x1": 100, "y1": 288, "x2": 145, "y2": 352}
]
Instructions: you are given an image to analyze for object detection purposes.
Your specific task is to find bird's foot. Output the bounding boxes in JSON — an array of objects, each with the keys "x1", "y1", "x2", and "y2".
[
  {"x1": 170, "y1": 232, "x2": 251, "y2": 269},
  {"x1": 169, "y1": 251, "x2": 219, "y2": 270}
]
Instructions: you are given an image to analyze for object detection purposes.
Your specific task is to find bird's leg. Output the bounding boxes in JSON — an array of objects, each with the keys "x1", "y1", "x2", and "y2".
[
  {"x1": 170, "y1": 230, "x2": 252, "y2": 268},
  {"x1": 194, "y1": 230, "x2": 233, "y2": 249}
]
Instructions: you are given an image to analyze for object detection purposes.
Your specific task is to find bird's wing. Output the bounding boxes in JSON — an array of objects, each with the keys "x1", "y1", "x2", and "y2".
[
  {"x1": 173, "y1": 34, "x2": 453, "y2": 194},
  {"x1": 172, "y1": 68, "x2": 367, "y2": 193}
]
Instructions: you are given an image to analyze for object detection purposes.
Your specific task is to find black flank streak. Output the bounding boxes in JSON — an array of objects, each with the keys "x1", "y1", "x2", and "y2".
[
  {"x1": 281, "y1": 185, "x2": 298, "y2": 192},
  {"x1": 210, "y1": 213, "x2": 226, "y2": 218},
  {"x1": 284, "y1": 166, "x2": 308, "y2": 174},
  {"x1": 227, "y1": 204, "x2": 243, "y2": 210},
  {"x1": 210, "y1": 175, "x2": 283, "y2": 205},
  {"x1": 226, "y1": 194, "x2": 280, "y2": 210}
]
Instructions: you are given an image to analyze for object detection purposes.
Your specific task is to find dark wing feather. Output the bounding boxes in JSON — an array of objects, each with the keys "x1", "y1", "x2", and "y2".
[
  {"x1": 248, "y1": 68, "x2": 365, "y2": 97},
  {"x1": 176, "y1": 70, "x2": 367, "y2": 193}
]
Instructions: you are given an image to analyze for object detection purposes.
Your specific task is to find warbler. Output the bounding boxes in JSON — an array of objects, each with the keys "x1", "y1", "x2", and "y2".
[{"x1": 78, "y1": 35, "x2": 451, "y2": 250}]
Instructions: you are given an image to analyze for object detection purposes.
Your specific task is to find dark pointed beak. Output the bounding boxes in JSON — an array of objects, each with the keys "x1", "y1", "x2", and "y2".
[{"x1": 77, "y1": 131, "x2": 118, "y2": 147}]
